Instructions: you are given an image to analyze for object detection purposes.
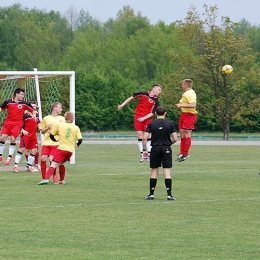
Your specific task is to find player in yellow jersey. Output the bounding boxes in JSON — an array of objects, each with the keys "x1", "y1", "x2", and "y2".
[
  {"x1": 175, "y1": 79, "x2": 197, "y2": 162},
  {"x1": 38, "y1": 111, "x2": 82, "y2": 185},
  {"x1": 39, "y1": 102, "x2": 65, "y2": 182}
]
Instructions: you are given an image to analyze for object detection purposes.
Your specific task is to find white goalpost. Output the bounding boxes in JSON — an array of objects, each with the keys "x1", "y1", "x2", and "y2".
[{"x1": 0, "y1": 69, "x2": 76, "y2": 164}]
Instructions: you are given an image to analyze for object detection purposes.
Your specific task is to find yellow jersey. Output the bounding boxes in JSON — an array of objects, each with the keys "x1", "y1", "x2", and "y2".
[
  {"x1": 51, "y1": 121, "x2": 82, "y2": 153},
  {"x1": 179, "y1": 88, "x2": 198, "y2": 114},
  {"x1": 40, "y1": 115, "x2": 65, "y2": 146}
]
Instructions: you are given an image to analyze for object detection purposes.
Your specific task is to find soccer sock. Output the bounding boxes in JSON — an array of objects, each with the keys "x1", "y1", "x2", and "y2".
[
  {"x1": 147, "y1": 138, "x2": 152, "y2": 158},
  {"x1": 165, "y1": 178, "x2": 172, "y2": 196},
  {"x1": 27, "y1": 153, "x2": 35, "y2": 166},
  {"x1": 59, "y1": 165, "x2": 66, "y2": 181},
  {"x1": 180, "y1": 138, "x2": 185, "y2": 154},
  {"x1": 45, "y1": 166, "x2": 55, "y2": 180},
  {"x1": 183, "y1": 137, "x2": 191, "y2": 155},
  {"x1": 0, "y1": 141, "x2": 5, "y2": 156},
  {"x1": 35, "y1": 152, "x2": 39, "y2": 164},
  {"x1": 149, "y1": 178, "x2": 157, "y2": 195},
  {"x1": 14, "y1": 151, "x2": 23, "y2": 165},
  {"x1": 8, "y1": 143, "x2": 16, "y2": 157},
  {"x1": 137, "y1": 138, "x2": 143, "y2": 156},
  {"x1": 41, "y1": 161, "x2": 47, "y2": 179}
]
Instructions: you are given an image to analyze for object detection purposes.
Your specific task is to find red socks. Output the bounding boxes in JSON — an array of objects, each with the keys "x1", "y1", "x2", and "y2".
[{"x1": 180, "y1": 137, "x2": 191, "y2": 155}]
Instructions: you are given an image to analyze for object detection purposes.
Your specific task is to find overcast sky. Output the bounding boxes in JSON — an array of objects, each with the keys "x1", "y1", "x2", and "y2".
[{"x1": 1, "y1": 0, "x2": 260, "y2": 26}]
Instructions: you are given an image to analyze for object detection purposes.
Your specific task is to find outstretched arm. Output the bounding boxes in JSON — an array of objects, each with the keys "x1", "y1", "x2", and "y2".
[{"x1": 117, "y1": 96, "x2": 134, "y2": 111}]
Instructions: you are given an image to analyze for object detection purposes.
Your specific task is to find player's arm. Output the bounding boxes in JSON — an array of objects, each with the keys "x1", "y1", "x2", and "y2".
[
  {"x1": 171, "y1": 132, "x2": 178, "y2": 145},
  {"x1": 49, "y1": 133, "x2": 58, "y2": 142},
  {"x1": 176, "y1": 102, "x2": 196, "y2": 108},
  {"x1": 138, "y1": 112, "x2": 154, "y2": 122},
  {"x1": 117, "y1": 96, "x2": 134, "y2": 110},
  {"x1": 77, "y1": 139, "x2": 83, "y2": 147}
]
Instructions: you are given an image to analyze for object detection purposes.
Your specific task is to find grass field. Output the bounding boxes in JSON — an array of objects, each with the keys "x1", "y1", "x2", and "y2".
[{"x1": 0, "y1": 143, "x2": 259, "y2": 259}]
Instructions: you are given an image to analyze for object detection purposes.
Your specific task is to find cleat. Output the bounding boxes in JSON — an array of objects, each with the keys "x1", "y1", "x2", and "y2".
[
  {"x1": 145, "y1": 195, "x2": 154, "y2": 200},
  {"x1": 34, "y1": 164, "x2": 41, "y2": 171},
  {"x1": 37, "y1": 179, "x2": 49, "y2": 185},
  {"x1": 26, "y1": 166, "x2": 35, "y2": 172},
  {"x1": 0, "y1": 156, "x2": 2, "y2": 162},
  {"x1": 4, "y1": 157, "x2": 12, "y2": 165},
  {"x1": 59, "y1": 180, "x2": 66, "y2": 185},
  {"x1": 167, "y1": 195, "x2": 176, "y2": 201},
  {"x1": 33, "y1": 167, "x2": 39, "y2": 172},
  {"x1": 140, "y1": 154, "x2": 148, "y2": 162},
  {"x1": 178, "y1": 154, "x2": 190, "y2": 162},
  {"x1": 146, "y1": 155, "x2": 150, "y2": 162},
  {"x1": 53, "y1": 174, "x2": 58, "y2": 184},
  {"x1": 175, "y1": 154, "x2": 183, "y2": 161},
  {"x1": 13, "y1": 165, "x2": 19, "y2": 173}
]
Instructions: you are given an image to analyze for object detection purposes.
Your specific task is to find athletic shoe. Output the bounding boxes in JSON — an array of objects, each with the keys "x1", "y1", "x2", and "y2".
[
  {"x1": 140, "y1": 154, "x2": 148, "y2": 162},
  {"x1": 145, "y1": 195, "x2": 154, "y2": 200},
  {"x1": 13, "y1": 165, "x2": 18, "y2": 173},
  {"x1": 33, "y1": 167, "x2": 39, "y2": 172},
  {"x1": 0, "y1": 156, "x2": 2, "y2": 162},
  {"x1": 59, "y1": 180, "x2": 66, "y2": 185},
  {"x1": 178, "y1": 154, "x2": 190, "y2": 162},
  {"x1": 4, "y1": 157, "x2": 12, "y2": 165},
  {"x1": 175, "y1": 154, "x2": 183, "y2": 161},
  {"x1": 167, "y1": 195, "x2": 176, "y2": 201},
  {"x1": 53, "y1": 174, "x2": 58, "y2": 184},
  {"x1": 37, "y1": 179, "x2": 49, "y2": 185},
  {"x1": 34, "y1": 164, "x2": 41, "y2": 171},
  {"x1": 146, "y1": 155, "x2": 150, "y2": 162},
  {"x1": 26, "y1": 166, "x2": 35, "y2": 172}
]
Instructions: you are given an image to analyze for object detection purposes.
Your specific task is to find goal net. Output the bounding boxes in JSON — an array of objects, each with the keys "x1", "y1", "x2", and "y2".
[{"x1": 0, "y1": 69, "x2": 76, "y2": 163}]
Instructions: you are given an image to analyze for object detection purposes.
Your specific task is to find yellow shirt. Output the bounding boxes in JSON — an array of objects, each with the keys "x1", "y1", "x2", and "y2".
[
  {"x1": 39, "y1": 115, "x2": 65, "y2": 146},
  {"x1": 51, "y1": 121, "x2": 82, "y2": 153},
  {"x1": 179, "y1": 88, "x2": 198, "y2": 114}
]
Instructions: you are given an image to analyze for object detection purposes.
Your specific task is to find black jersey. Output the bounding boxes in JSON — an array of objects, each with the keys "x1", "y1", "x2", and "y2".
[{"x1": 145, "y1": 118, "x2": 176, "y2": 146}]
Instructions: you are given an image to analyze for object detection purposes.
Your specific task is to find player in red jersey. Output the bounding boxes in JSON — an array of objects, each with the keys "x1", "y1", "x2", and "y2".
[
  {"x1": 0, "y1": 88, "x2": 36, "y2": 165},
  {"x1": 13, "y1": 100, "x2": 40, "y2": 173},
  {"x1": 118, "y1": 84, "x2": 162, "y2": 162}
]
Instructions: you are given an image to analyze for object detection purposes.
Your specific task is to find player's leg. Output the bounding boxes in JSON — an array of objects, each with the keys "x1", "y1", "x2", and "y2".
[
  {"x1": 49, "y1": 146, "x2": 59, "y2": 183},
  {"x1": 40, "y1": 145, "x2": 51, "y2": 180},
  {"x1": 38, "y1": 161, "x2": 58, "y2": 185},
  {"x1": 162, "y1": 146, "x2": 175, "y2": 200},
  {"x1": 0, "y1": 133, "x2": 8, "y2": 162},
  {"x1": 13, "y1": 142, "x2": 25, "y2": 173}
]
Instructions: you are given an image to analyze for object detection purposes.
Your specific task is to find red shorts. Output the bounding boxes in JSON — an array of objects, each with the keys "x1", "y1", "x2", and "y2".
[
  {"x1": 53, "y1": 149, "x2": 72, "y2": 163},
  {"x1": 41, "y1": 145, "x2": 58, "y2": 157},
  {"x1": 134, "y1": 116, "x2": 152, "y2": 132},
  {"x1": 19, "y1": 136, "x2": 38, "y2": 150},
  {"x1": 1, "y1": 123, "x2": 22, "y2": 138},
  {"x1": 179, "y1": 113, "x2": 197, "y2": 130}
]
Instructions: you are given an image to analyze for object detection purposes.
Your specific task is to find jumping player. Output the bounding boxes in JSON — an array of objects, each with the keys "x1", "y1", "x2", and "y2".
[{"x1": 118, "y1": 84, "x2": 162, "y2": 162}]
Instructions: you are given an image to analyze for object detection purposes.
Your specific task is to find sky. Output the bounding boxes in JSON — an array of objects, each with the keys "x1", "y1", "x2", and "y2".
[{"x1": 1, "y1": 0, "x2": 260, "y2": 26}]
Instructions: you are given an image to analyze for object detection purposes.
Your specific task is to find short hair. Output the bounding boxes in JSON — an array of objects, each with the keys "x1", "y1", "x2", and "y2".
[
  {"x1": 183, "y1": 79, "x2": 193, "y2": 88},
  {"x1": 29, "y1": 100, "x2": 37, "y2": 105},
  {"x1": 51, "y1": 102, "x2": 62, "y2": 111},
  {"x1": 13, "y1": 88, "x2": 25, "y2": 96},
  {"x1": 155, "y1": 106, "x2": 166, "y2": 116},
  {"x1": 152, "y1": 84, "x2": 163, "y2": 89},
  {"x1": 64, "y1": 111, "x2": 74, "y2": 121}
]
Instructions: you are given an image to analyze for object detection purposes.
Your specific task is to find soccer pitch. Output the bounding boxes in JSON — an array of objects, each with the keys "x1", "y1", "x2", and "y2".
[{"x1": 0, "y1": 144, "x2": 259, "y2": 259}]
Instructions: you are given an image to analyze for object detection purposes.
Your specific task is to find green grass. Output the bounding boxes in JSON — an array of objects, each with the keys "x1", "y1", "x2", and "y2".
[{"x1": 0, "y1": 144, "x2": 259, "y2": 259}]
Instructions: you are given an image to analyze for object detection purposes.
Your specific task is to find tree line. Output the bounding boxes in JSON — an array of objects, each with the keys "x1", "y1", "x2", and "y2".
[{"x1": 1, "y1": 4, "x2": 260, "y2": 139}]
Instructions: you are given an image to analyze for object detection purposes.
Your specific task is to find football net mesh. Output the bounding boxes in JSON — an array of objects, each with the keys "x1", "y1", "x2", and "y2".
[{"x1": 0, "y1": 74, "x2": 70, "y2": 126}]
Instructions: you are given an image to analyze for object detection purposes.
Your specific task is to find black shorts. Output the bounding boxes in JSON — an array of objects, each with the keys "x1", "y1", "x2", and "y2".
[{"x1": 150, "y1": 146, "x2": 172, "y2": 169}]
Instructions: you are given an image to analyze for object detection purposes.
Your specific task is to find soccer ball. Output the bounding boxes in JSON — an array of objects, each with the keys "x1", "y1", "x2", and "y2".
[{"x1": 222, "y1": 65, "x2": 233, "y2": 75}]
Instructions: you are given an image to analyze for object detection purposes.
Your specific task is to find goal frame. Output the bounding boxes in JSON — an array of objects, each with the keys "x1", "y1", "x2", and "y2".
[{"x1": 0, "y1": 69, "x2": 76, "y2": 164}]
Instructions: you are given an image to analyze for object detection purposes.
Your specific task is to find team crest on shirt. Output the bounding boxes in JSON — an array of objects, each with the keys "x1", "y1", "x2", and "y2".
[
  {"x1": 17, "y1": 104, "x2": 23, "y2": 109},
  {"x1": 149, "y1": 98, "x2": 154, "y2": 103}
]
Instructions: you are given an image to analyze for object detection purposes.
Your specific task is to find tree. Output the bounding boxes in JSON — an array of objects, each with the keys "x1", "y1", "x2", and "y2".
[{"x1": 163, "y1": 5, "x2": 260, "y2": 140}]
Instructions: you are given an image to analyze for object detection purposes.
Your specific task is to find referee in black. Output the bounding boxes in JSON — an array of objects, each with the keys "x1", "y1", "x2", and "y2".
[{"x1": 142, "y1": 106, "x2": 178, "y2": 200}]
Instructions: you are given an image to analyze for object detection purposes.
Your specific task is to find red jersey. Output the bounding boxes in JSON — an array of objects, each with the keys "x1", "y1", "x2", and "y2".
[
  {"x1": 133, "y1": 92, "x2": 159, "y2": 117},
  {"x1": 0, "y1": 99, "x2": 34, "y2": 126},
  {"x1": 23, "y1": 112, "x2": 40, "y2": 138}
]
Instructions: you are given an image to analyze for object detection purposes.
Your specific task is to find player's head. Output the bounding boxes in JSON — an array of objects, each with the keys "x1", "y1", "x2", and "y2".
[
  {"x1": 64, "y1": 111, "x2": 74, "y2": 122},
  {"x1": 155, "y1": 106, "x2": 167, "y2": 116},
  {"x1": 182, "y1": 79, "x2": 193, "y2": 90},
  {"x1": 151, "y1": 84, "x2": 162, "y2": 96},
  {"x1": 51, "y1": 102, "x2": 62, "y2": 115},
  {"x1": 29, "y1": 100, "x2": 38, "y2": 110},
  {"x1": 13, "y1": 88, "x2": 25, "y2": 101}
]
